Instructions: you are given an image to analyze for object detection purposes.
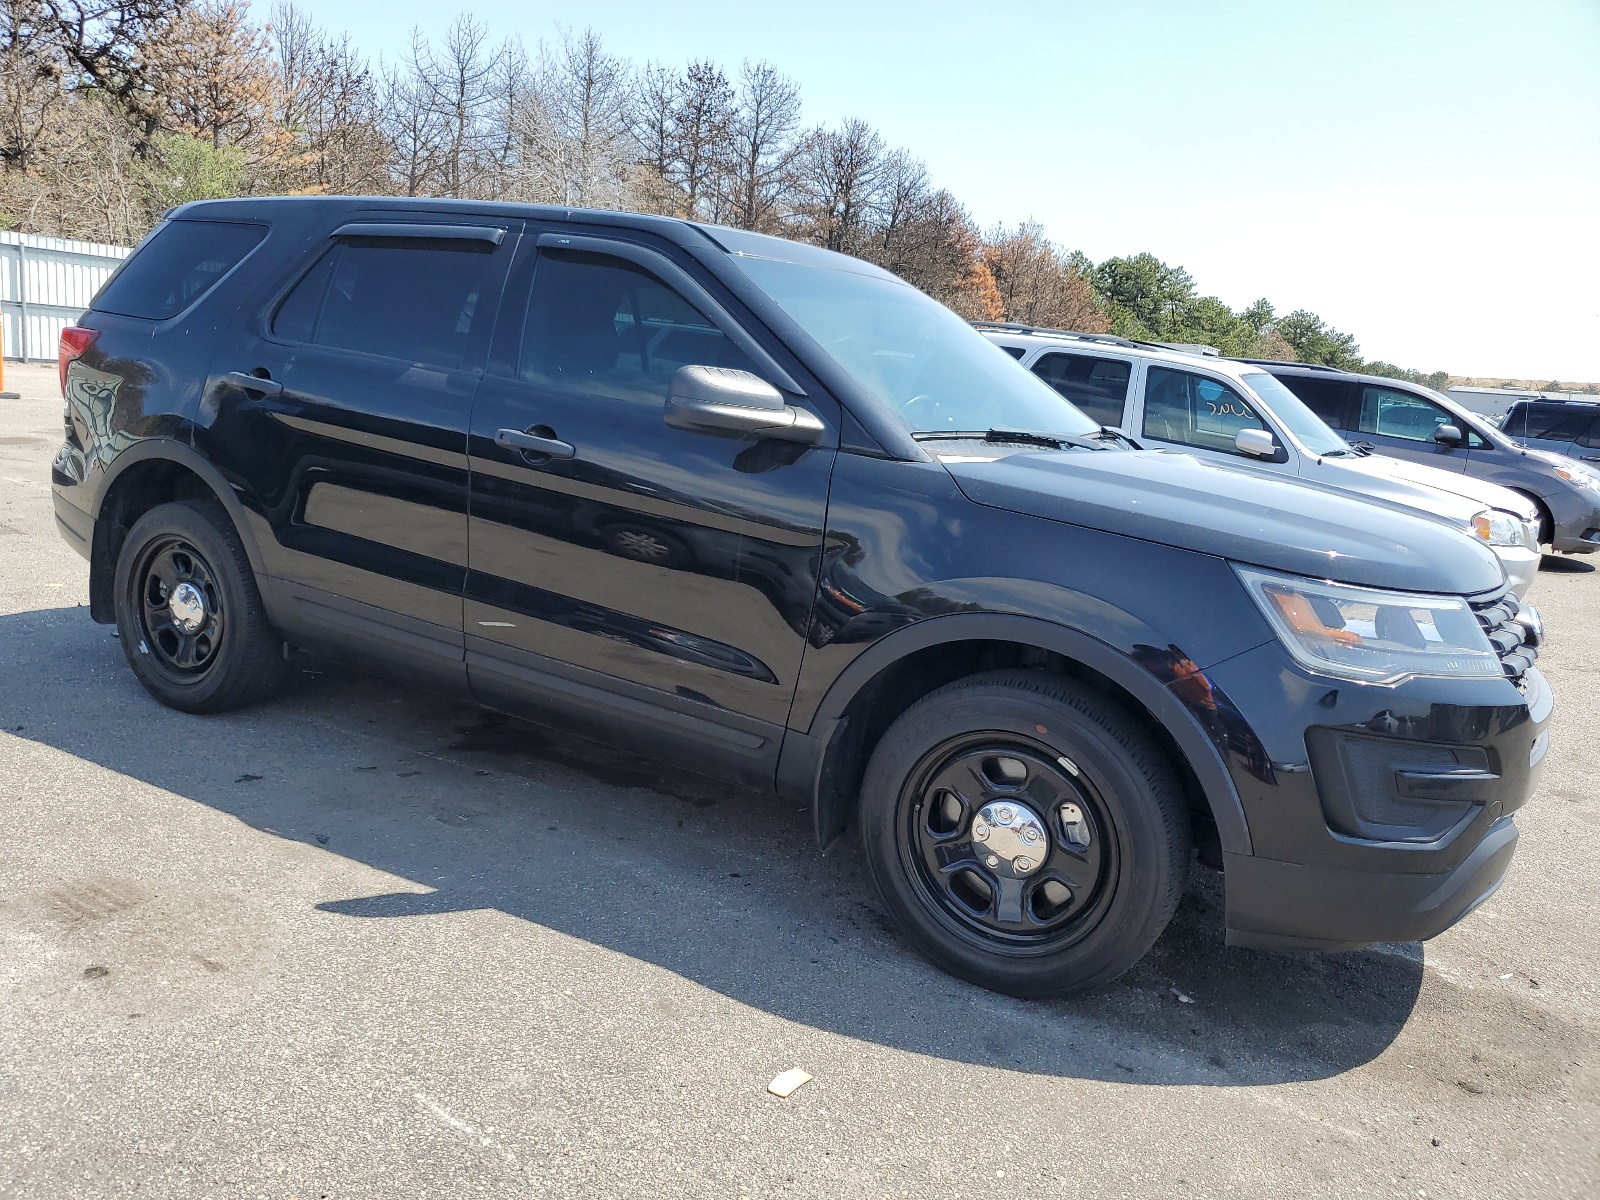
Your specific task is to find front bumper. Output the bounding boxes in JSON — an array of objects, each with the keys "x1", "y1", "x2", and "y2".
[
  {"x1": 1494, "y1": 543, "x2": 1540, "y2": 596},
  {"x1": 1549, "y1": 488, "x2": 1600, "y2": 554},
  {"x1": 1187, "y1": 638, "x2": 1551, "y2": 952},
  {"x1": 1223, "y1": 816, "x2": 1519, "y2": 950},
  {"x1": 1551, "y1": 525, "x2": 1600, "y2": 555}
]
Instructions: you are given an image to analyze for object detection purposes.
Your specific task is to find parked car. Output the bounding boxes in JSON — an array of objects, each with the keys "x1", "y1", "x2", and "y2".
[
  {"x1": 976, "y1": 326, "x2": 1543, "y2": 596},
  {"x1": 1244, "y1": 363, "x2": 1600, "y2": 557},
  {"x1": 52, "y1": 198, "x2": 1550, "y2": 997},
  {"x1": 1499, "y1": 397, "x2": 1600, "y2": 465}
]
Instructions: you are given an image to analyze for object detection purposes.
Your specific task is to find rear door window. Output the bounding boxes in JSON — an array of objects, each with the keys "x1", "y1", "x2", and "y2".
[
  {"x1": 1030, "y1": 353, "x2": 1132, "y2": 427},
  {"x1": 1514, "y1": 402, "x2": 1596, "y2": 444},
  {"x1": 518, "y1": 249, "x2": 756, "y2": 406},
  {"x1": 93, "y1": 220, "x2": 266, "y2": 320},
  {"x1": 1142, "y1": 366, "x2": 1272, "y2": 454},
  {"x1": 273, "y1": 240, "x2": 500, "y2": 369}
]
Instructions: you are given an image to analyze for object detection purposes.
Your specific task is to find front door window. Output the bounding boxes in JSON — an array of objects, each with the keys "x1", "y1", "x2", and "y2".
[
  {"x1": 1142, "y1": 367, "x2": 1273, "y2": 455},
  {"x1": 1359, "y1": 387, "x2": 1454, "y2": 443}
]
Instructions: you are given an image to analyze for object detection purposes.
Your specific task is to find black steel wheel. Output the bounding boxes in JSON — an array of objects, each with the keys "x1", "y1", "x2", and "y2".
[
  {"x1": 131, "y1": 536, "x2": 227, "y2": 680},
  {"x1": 901, "y1": 738, "x2": 1117, "y2": 952},
  {"x1": 861, "y1": 669, "x2": 1190, "y2": 997},
  {"x1": 112, "y1": 499, "x2": 287, "y2": 713}
]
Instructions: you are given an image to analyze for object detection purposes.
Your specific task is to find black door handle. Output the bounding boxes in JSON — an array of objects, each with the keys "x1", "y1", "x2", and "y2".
[
  {"x1": 226, "y1": 371, "x2": 284, "y2": 396},
  {"x1": 496, "y1": 427, "x2": 576, "y2": 460}
]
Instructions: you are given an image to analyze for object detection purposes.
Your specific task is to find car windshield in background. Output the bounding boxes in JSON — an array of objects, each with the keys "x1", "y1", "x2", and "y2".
[
  {"x1": 733, "y1": 256, "x2": 1100, "y2": 438},
  {"x1": 1241, "y1": 372, "x2": 1351, "y2": 456}
]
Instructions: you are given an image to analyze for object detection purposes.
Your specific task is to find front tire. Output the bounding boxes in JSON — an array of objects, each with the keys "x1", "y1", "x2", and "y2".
[
  {"x1": 860, "y1": 670, "x2": 1190, "y2": 997},
  {"x1": 112, "y1": 499, "x2": 287, "y2": 713}
]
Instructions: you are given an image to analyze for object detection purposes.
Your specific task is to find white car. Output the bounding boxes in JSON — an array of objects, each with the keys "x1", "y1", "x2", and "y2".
[{"x1": 978, "y1": 325, "x2": 1543, "y2": 597}]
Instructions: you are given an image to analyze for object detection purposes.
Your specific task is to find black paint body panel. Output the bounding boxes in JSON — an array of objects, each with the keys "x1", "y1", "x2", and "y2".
[{"x1": 49, "y1": 195, "x2": 1554, "y2": 955}]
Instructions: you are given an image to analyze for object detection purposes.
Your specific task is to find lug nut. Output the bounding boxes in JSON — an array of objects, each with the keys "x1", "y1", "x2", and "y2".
[
  {"x1": 1015, "y1": 857, "x2": 1033, "y2": 872},
  {"x1": 985, "y1": 855, "x2": 1000, "y2": 869}
]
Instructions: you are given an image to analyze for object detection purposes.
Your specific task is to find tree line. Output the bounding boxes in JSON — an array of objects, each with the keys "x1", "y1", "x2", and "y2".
[{"x1": 0, "y1": 0, "x2": 1444, "y2": 384}]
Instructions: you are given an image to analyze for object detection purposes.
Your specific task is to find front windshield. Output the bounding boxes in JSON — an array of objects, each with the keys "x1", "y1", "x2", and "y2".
[
  {"x1": 733, "y1": 255, "x2": 1099, "y2": 437},
  {"x1": 1240, "y1": 372, "x2": 1351, "y2": 457}
]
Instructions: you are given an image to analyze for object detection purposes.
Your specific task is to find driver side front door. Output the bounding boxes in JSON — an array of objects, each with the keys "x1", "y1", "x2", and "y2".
[
  {"x1": 463, "y1": 231, "x2": 839, "y2": 784},
  {"x1": 1353, "y1": 385, "x2": 1470, "y2": 472}
]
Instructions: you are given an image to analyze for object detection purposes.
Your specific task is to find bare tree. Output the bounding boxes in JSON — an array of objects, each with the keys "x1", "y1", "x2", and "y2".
[
  {"x1": 379, "y1": 56, "x2": 444, "y2": 197},
  {"x1": 666, "y1": 59, "x2": 732, "y2": 220},
  {"x1": 622, "y1": 59, "x2": 676, "y2": 212},
  {"x1": 515, "y1": 26, "x2": 630, "y2": 208},
  {"x1": 0, "y1": 90, "x2": 143, "y2": 239},
  {"x1": 723, "y1": 58, "x2": 800, "y2": 231},
  {"x1": 271, "y1": 2, "x2": 390, "y2": 194},
  {"x1": 38, "y1": 0, "x2": 191, "y2": 156},
  {"x1": 0, "y1": 0, "x2": 65, "y2": 171},
  {"x1": 405, "y1": 15, "x2": 506, "y2": 199},
  {"x1": 795, "y1": 117, "x2": 884, "y2": 253}
]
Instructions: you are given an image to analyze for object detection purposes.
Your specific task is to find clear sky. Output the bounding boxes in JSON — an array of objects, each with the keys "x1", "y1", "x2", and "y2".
[{"x1": 298, "y1": 0, "x2": 1600, "y2": 380}]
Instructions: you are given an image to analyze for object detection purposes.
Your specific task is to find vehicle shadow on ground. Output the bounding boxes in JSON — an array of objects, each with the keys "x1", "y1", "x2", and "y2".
[
  {"x1": 1541, "y1": 554, "x2": 1596, "y2": 573},
  {"x1": 2, "y1": 605, "x2": 1424, "y2": 1087}
]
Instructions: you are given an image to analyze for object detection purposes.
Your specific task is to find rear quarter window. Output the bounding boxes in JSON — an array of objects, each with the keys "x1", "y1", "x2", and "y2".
[
  {"x1": 1277, "y1": 375, "x2": 1355, "y2": 426},
  {"x1": 92, "y1": 220, "x2": 267, "y2": 320}
]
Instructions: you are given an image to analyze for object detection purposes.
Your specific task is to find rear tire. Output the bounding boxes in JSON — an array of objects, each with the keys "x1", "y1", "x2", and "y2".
[
  {"x1": 860, "y1": 669, "x2": 1190, "y2": 997},
  {"x1": 112, "y1": 499, "x2": 287, "y2": 713}
]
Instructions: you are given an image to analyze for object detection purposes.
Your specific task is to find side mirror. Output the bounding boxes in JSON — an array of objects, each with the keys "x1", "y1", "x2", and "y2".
[
  {"x1": 664, "y1": 365, "x2": 824, "y2": 444},
  {"x1": 1234, "y1": 427, "x2": 1279, "y2": 458},
  {"x1": 1433, "y1": 423, "x2": 1464, "y2": 446}
]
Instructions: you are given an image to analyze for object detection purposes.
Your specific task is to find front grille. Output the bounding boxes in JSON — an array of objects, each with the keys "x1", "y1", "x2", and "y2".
[{"x1": 1470, "y1": 587, "x2": 1538, "y2": 681}]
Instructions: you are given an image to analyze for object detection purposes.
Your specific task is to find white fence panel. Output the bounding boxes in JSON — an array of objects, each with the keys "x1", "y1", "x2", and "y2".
[{"x1": 0, "y1": 230, "x2": 131, "y2": 361}]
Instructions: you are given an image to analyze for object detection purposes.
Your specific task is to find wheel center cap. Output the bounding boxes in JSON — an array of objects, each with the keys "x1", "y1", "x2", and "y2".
[
  {"x1": 971, "y1": 800, "x2": 1048, "y2": 876},
  {"x1": 168, "y1": 582, "x2": 207, "y2": 633}
]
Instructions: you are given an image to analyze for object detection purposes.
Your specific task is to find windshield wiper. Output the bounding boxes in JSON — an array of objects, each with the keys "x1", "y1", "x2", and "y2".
[
  {"x1": 1095, "y1": 426, "x2": 1142, "y2": 449},
  {"x1": 912, "y1": 429, "x2": 1102, "y2": 450}
]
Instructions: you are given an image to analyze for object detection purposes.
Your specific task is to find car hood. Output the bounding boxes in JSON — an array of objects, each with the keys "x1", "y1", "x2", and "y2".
[
  {"x1": 1525, "y1": 445, "x2": 1600, "y2": 481},
  {"x1": 939, "y1": 445, "x2": 1506, "y2": 595},
  {"x1": 1334, "y1": 452, "x2": 1539, "y2": 521}
]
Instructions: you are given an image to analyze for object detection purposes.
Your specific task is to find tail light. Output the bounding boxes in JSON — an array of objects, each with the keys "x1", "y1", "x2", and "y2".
[{"x1": 59, "y1": 325, "x2": 98, "y2": 395}]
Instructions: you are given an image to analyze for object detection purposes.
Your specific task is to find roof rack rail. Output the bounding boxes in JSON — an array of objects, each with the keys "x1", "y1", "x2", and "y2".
[
  {"x1": 969, "y1": 321, "x2": 1142, "y2": 350},
  {"x1": 1229, "y1": 357, "x2": 1347, "y2": 373},
  {"x1": 1152, "y1": 341, "x2": 1221, "y2": 357}
]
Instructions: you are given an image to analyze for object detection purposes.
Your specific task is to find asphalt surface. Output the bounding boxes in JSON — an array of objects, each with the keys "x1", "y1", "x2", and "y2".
[{"x1": 1, "y1": 361, "x2": 1596, "y2": 1199}]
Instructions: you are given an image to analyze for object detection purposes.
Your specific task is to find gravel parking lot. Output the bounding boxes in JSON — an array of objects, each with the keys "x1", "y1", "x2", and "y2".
[{"x1": 1, "y1": 360, "x2": 1596, "y2": 1199}]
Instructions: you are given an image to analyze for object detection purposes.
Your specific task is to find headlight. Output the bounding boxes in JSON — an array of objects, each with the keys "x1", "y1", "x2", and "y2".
[
  {"x1": 1471, "y1": 509, "x2": 1527, "y2": 547},
  {"x1": 1553, "y1": 463, "x2": 1600, "y2": 492},
  {"x1": 1235, "y1": 566, "x2": 1502, "y2": 684}
]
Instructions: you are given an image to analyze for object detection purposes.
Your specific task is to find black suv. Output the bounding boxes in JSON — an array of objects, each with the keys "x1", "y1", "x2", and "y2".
[{"x1": 51, "y1": 198, "x2": 1552, "y2": 996}]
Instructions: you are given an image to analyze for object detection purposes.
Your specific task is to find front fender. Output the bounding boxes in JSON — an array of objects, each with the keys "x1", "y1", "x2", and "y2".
[{"x1": 783, "y1": 610, "x2": 1257, "y2": 858}]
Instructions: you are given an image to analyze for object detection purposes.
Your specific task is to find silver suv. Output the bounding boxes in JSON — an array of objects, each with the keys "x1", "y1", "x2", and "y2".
[{"x1": 978, "y1": 325, "x2": 1543, "y2": 596}]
